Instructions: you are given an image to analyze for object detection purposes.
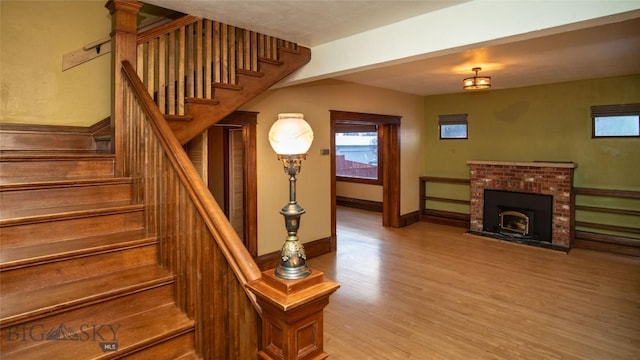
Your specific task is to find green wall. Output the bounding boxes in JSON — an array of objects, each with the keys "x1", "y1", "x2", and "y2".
[
  {"x1": 423, "y1": 74, "x2": 640, "y2": 233},
  {"x1": 424, "y1": 74, "x2": 640, "y2": 188}
]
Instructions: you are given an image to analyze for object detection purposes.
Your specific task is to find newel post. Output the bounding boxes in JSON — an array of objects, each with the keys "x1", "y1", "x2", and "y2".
[
  {"x1": 247, "y1": 269, "x2": 340, "y2": 360},
  {"x1": 105, "y1": 0, "x2": 142, "y2": 176}
]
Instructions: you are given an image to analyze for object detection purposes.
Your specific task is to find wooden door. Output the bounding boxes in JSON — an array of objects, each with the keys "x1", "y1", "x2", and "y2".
[
  {"x1": 207, "y1": 111, "x2": 258, "y2": 257},
  {"x1": 228, "y1": 128, "x2": 245, "y2": 240}
]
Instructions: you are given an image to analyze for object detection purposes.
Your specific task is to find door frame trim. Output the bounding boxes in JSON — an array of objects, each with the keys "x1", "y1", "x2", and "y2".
[
  {"x1": 329, "y1": 110, "x2": 402, "y2": 250},
  {"x1": 217, "y1": 111, "x2": 259, "y2": 257}
]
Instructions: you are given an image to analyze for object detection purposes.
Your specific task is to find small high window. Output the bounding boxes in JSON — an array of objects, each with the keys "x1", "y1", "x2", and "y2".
[
  {"x1": 439, "y1": 114, "x2": 468, "y2": 139},
  {"x1": 591, "y1": 104, "x2": 640, "y2": 138}
]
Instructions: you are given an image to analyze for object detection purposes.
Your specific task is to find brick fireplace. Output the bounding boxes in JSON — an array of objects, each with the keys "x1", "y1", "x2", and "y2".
[{"x1": 467, "y1": 161, "x2": 577, "y2": 249}]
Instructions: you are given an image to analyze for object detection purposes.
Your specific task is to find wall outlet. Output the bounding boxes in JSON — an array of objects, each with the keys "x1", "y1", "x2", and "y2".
[{"x1": 320, "y1": 148, "x2": 330, "y2": 155}]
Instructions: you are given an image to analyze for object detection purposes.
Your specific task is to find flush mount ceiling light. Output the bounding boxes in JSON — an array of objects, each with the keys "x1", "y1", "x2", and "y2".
[{"x1": 463, "y1": 67, "x2": 491, "y2": 90}]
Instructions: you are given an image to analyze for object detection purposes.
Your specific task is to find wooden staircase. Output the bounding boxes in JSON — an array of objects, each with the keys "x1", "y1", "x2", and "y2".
[
  {"x1": 134, "y1": 14, "x2": 312, "y2": 145},
  {"x1": 0, "y1": 2, "x2": 339, "y2": 359},
  {"x1": 168, "y1": 46, "x2": 311, "y2": 144},
  {"x1": 0, "y1": 136, "x2": 198, "y2": 358}
]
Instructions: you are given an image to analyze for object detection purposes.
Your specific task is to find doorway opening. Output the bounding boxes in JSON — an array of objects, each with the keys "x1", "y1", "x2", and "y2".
[
  {"x1": 207, "y1": 111, "x2": 258, "y2": 257},
  {"x1": 330, "y1": 110, "x2": 401, "y2": 250}
]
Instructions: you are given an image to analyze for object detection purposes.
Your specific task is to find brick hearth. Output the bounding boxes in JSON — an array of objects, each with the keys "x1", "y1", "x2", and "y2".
[{"x1": 467, "y1": 161, "x2": 577, "y2": 248}]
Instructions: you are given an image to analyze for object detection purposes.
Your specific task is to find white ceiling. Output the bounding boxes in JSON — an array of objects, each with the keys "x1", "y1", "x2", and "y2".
[{"x1": 145, "y1": 0, "x2": 640, "y2": 96}]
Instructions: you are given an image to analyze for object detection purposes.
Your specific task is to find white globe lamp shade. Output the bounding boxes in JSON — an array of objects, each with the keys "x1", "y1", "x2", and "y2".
[{"x1": 268, "y1": 113, "x2": 314, "y2": 155}]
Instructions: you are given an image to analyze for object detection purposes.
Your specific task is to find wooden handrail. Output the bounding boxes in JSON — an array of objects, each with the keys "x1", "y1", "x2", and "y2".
[
  {"x1": 107, "y1": 0, "x2": 339, "y2": 360},
  {"x1": 122, "y1": 58, "x2": 340, "y2": 360},
  {"x1": 137, "y1": 15, "x2": 200, "y2": 43},
  {"x1": 112, "y1": 3, "x2": 337, "y2": 358},
  {"x1": 121, "y1": 59, "x2": 261, "y2": 357},
  {"x1": 121, "y1": 60, "x2": 261, "y2": 286}
]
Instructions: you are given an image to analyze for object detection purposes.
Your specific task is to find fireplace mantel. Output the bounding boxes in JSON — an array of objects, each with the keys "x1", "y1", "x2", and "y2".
[
  {"x1": 467, "y1": 160, "x2": 576, "y2": 249},
  {"x1": 467, "y1": 160, "x2": 577, "y2": 169}
]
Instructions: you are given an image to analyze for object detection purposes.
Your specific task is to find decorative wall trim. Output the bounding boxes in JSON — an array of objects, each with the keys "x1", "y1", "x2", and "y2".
[
  {"x1": 574, "y1": 231, "x2": 640, "y2": 257},
  {"x1": 400, "y1": 210, "x2": 421, "y2": 227},
  {"x1": 419, "y1": 176, "x2": 470, "y2": 228},
  {"x1": 421, "y1": 209, "x2": 470, "y2": 228},
  {"x1": 573, "y1": 187, "x2": 640, "y2": 256},
  {"x1": 336, "y1": 196, "x2": 383, "y2": 212}
]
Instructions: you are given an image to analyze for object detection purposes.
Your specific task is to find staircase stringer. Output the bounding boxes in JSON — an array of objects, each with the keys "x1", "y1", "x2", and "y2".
[{"x1": 174, "y1": 46, "x2": 311, "y2": 144}]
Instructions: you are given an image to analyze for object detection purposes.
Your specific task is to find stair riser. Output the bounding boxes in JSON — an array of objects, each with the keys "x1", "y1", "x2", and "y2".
[
  {"x1": 1, "y1": 245, "x2": 158, "y2": 295},
  {"x1": 1, "y1": 284, "x2": 175, "y2": 354},
  {"x1": 0, "y1": 183, "x2": 133, "y2": 212},
  {"x1": 0, "y1": 131, "x2": 96, "y2": 152},
  {"x1": 1, "y1": 210, "x2": 145, "y2": 248},
  {"x1": 0, "y1": 159, "x2": 114, "y2": 180},
  {"x1": 2, "y1": 300, "x2": 194, "y2": 359},
  {"x1": 122, "y1": 332, "x2": 196, "y2": 360}
]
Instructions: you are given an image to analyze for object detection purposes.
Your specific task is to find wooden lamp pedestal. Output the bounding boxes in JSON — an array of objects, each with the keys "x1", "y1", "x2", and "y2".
[{"x1": 248, "y1": 269, "x2": 339, "y2": 360}]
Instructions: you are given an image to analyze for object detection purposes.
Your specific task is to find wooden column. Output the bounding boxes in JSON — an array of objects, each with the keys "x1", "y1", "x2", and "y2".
[
  {"x1": 382, "y1": 123, "x2": 401, "y2": 228},
  {"x1": 105, "y1": 0, "x2": 142, "y2": 176},
  {"x1": 247, "y1": 269, "x2": 340, "y2": 360}
]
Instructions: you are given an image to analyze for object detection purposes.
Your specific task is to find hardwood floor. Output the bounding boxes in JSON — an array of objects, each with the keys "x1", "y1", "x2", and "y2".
[{"x1": 310, "y1": 207, "x2": 640, "y2": 359}]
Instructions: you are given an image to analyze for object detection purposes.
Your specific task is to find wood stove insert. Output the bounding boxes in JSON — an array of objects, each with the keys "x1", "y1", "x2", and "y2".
[{"x1": 483, "y1": 189, "x2": 553, "y2": 244}]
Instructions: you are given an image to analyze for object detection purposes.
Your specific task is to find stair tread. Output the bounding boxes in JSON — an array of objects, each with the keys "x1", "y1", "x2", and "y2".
[
  {"x1": 0, "y1": 152, "x2": 115, "y2": 160},
  {"x1": 0, "y1": 286, "x2": 175, "y2": 352},
  {"x1": 0, "y1": 153, "x2": 116, "y2": 182},
  {"x1": 165, "y1": 114, "x2": 194, "y2": 122},
  {"x1": 0, "y1": 229, "x2": 156, "y2": 270},
  {"x1": 212, "y1": 82, "x2": 243, "y2": 91},
  {"x1": 174, "y1": 351, "x2": 201, "y2": 360},
  {"x1": 0, "y1": 200, "x2": 140, "y2": 225},
  {"x1": 0, "y1": 264, "x2": 174, "y2": 326},
  {"x1": 184, "y1": 97, "x2": 221, "y2": 106},
  {"x1": 0, "y1": 177, "x2": 131, "y2": 191},
  {"x1": 0, "y1": 174, "x2": 117, "y2": 186},
  {"x1": 258, "y1": 56, "x2": 283, "y2": 65},
  {"x1": 237, "y1": 68, "x2": 264, "y2": 77},
  {"x1": 2, "y1": 303, "x2": 194, "y2": 360}
]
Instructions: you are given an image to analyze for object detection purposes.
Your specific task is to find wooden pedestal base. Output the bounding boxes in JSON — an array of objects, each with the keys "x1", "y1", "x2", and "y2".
[{"x1": 247, "y1": 269, "x2": 340, "y2": 360}]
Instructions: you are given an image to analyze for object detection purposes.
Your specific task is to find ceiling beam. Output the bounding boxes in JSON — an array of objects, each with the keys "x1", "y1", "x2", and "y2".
[{"x1": 275, "y1": 1, "x2": 640, "y2": 88}]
